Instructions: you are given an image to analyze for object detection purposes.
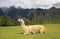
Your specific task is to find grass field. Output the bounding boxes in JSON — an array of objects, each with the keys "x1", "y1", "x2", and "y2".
[{"x1": 0, "y1": 24, "x2": 60, "y2": 39}]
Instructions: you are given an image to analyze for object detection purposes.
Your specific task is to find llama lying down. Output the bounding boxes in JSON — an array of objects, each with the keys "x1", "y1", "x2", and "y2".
[{"x1": 18, "y1": 18, "x2": 45, "y2": 34}]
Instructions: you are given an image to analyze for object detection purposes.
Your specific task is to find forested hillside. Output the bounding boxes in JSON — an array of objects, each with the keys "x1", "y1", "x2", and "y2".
[{"x1": 0, "y1": 6, "x2": 60, "y2": 26}]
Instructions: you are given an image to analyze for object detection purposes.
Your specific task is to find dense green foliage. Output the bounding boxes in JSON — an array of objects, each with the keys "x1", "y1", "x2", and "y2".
[
  {"x1": 0, "y1": 24, "x2": 60, "y2": 39},
  {"x1": 45, "y1": 7, "x2": 60, "y2": 24},
  {"x1": 0, "y1": 16, "x2": 17, "y2": 26}
]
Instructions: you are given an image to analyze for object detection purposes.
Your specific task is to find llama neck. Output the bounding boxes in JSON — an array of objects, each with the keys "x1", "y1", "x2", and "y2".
[
  {"x1": 20, "y1": 21, "x2": 26, "y2": 27},
  {"x1": 20, "y1": 21, "x2": 26, "y2": 31},
  {"x1": 21, "y1": 23, "x2": 25, "y2": 26}
]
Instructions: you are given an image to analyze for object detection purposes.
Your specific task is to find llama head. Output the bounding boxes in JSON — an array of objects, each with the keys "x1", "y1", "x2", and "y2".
[{"x1": 17, "y1": 18, "x2": 25, "y2": 23}]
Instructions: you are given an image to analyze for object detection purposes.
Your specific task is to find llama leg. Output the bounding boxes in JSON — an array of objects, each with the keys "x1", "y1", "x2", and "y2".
[
  {"x1": 40, "y1": 29, "x2": 43, "y2": 33},
  {"x1": 40, "y1": 29, "x2": 45, "y2": 33},
  {"x1": 24, "y1": 31, "x2": 31, "y2": 34},
  {"x1": 24, "y1": 32, "x2": 30, "y2": 34},
  {"x1": 32, "y1": 31, "x2": 36, "y2": 34},
  {"x1": 24, "y1": 33, "x2": 26, "y2": 34},
  {"x1": 42, "y1": 29, "x2": 45, "y2": 33},
  {"x1": 24, "y1": 31, "x2": 28, "y2": 34}
]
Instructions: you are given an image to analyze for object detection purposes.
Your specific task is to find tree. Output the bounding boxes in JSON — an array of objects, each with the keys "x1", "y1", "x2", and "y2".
[{"x1": 0, "y1": 16, "x2": 17, "y2": 26}]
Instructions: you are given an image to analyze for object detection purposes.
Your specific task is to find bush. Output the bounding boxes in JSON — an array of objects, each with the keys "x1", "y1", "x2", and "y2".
[{"x1": 0, "y1": 16, "x2": 17, "y2": 26}]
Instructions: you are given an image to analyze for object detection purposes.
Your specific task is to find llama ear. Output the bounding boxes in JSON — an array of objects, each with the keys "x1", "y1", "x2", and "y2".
[
  {"x1": 20, "y1": 18, "x2": 23, "y2": 20},
  {"x1": 20, "y1": 18, "x2": 22, "y2": 20}
]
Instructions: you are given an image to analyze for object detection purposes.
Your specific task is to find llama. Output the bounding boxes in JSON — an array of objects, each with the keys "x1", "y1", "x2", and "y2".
[{"x1": 18, "y1": 18, "x2": 45, "y2": 34}]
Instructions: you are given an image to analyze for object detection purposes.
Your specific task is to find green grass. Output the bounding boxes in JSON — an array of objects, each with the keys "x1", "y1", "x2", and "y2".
[{"x1": 0, "y1": 24, "x2": 60, "y2": 39}]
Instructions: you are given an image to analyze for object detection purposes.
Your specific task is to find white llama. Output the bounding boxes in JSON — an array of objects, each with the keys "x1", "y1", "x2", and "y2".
[{"x1": 18, "y1": 18, "x2": 45, "y2": 34}]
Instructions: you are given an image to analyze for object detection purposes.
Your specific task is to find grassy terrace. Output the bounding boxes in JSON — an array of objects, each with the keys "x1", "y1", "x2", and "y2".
[{"x1": 0, "y1": 24, "x2": 60, "y2": 39}]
